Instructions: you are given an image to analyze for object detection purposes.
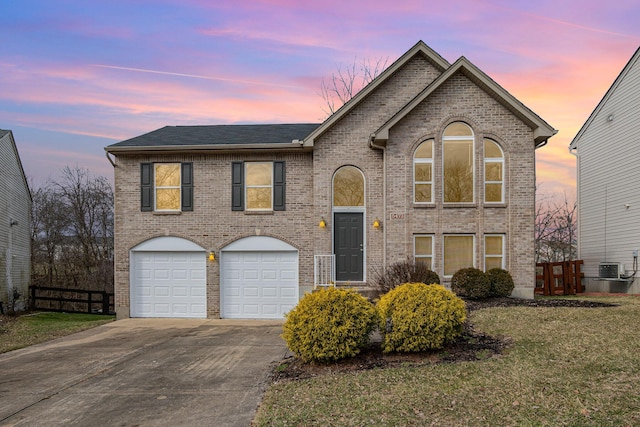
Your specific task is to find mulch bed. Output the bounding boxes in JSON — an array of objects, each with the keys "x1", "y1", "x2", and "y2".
[{"x1": 271, "y1": 297, "x2": 618, "y2": 382}]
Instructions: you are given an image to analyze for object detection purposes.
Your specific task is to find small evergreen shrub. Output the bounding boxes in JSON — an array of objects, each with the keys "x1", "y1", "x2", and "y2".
[
  {"x1": 487, "y1": 268, "x2": 515, "y2": 297},
  {"x1": 281, "y1": 287, "x2": 378, "y2": 363},
  {"x1": 376, "y1": 283, "x2": 466, "y2": 353},
  {"x1": 451, "y1": 267, "x2": 491, "y2": 300},
  {"x1": 372, "y1": 258, "x2": 440, "y2": 295}
]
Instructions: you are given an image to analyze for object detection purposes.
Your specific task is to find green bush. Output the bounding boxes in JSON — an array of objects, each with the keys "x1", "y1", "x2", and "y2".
[
  {"x1": 376, "y1": 283, "x2": 466, "y2": 353},
  {"x1": 281, "y1": 287, "x2": 378, "y2": 363},
  {"x1": 451, "y1": 267, "x2": 491, "y2": 300},
  {"x1": 487, "y1": 268, "x2": 515, "y2": 297},
  {"x1": 372, "y1": 258, "x2": 440, "y2": 295}
]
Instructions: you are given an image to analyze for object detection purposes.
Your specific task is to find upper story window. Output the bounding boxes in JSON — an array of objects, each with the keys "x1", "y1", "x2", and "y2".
[
  {"x1": 232, "y1": 161, "x2": 285, "y2": 212},
  {"x1": 484, "y1": 139, "x2": 504, "y2": 203},
  {"x1": 155, "y1": 163, "x2": 181, "y2": 211},
  {"x1": 333, "y1": 166, "x2": 364, "y2": 207},
  {"x1": 245, "y1": 162, "x2": 273, "y2": 211},
  {"x1": 413, "y1": 140, "x2": 434, "y2": 204},
  {"x1": 443, "y1": 122, "x2": 474, "y2": 203},
  {"x1": 140, "y1": 162, "x2": 193, "y2": 212}
]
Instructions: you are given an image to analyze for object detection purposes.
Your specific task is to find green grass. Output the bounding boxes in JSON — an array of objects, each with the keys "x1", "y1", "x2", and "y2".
[
  {"x1": 0, "y1": 312, "x2": 115, "y2": 353},
  {"x1": 254, "y1": 296, "x2": 640, "y2": 426}
]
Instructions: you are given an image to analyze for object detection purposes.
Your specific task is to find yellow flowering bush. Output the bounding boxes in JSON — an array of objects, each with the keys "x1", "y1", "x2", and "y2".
[
  {"x1": 377, "y1": 282, "x2": 466, "y2": 353},
  {"x1": 282, "y1": 287, "x2": 377, "y2": 363}
]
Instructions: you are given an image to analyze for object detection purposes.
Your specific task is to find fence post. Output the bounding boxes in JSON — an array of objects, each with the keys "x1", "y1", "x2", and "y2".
[
  {"x1": 87, "y1": 291, "x2": 92, "y2": 314},
  {"x1": 102, "y1": 292, "x2": 109, "y2": 315},
  {"x1": 30, "y1": 286, "x2": 37, "y2": 309}
]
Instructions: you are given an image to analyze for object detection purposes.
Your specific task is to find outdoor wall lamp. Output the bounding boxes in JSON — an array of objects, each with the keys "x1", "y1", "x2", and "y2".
[
  {"x1": 208, "y1": 251, "x2": 216, "y2": 262},
  {"x1": 319, "y1": 217, "x2": 327, "y2": 229},
  {"x1": 373, "y1": 218, "x2": 381, "y2": 229}
]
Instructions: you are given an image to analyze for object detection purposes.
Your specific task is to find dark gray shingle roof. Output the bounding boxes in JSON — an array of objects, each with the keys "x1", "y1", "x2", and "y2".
[
  {"x1": 0, "y1": 129, "x2": 10, "y2": 139},
  {"x1": 108, "y1": 124, "x2": 321, "y2": 148}
]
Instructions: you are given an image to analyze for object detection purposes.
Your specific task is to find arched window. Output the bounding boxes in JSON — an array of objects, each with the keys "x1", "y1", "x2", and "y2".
[
  {"x1": 413, "y1": 140, "x2": 434, "y2": 203},
  {"x1": 333, "y1": 166, "x2": 365, "y2": 207},
  {"x1": 443, "y1": 122, "x2": 474, "y2": 203},
  {"x1": 484, "y1": 139, "x2": 504, "y2": 203}
]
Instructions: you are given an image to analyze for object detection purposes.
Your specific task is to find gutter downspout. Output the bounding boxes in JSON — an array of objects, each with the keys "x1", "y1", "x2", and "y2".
[
  {"x1": 369, "y1": 134, "x2": 387, "y2": 269},
  {"x1": 105, "y1": 151, "x2": 116, "y2": 168},
  {"x1": 568, "y1": 145, "x2": 580, "y2": 261}
]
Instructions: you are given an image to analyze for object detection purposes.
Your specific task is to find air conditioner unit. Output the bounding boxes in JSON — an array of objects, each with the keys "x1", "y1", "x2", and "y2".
[{"x1": 599, "y1": 262, "x2": 625, "y2": 280}]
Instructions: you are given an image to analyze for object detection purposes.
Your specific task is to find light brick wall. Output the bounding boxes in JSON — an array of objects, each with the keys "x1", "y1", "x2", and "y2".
[
  {"x1": 113, "y1": 151, "x2": 314, "y2": 318},
  {"x1": 383, "y1": 72, "x2": 536, "y2": 295}
]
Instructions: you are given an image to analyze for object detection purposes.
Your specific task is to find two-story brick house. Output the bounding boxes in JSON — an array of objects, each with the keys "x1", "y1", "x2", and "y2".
[{"x1": 106, "y1": 41, "x2": 556, "y2": 319}]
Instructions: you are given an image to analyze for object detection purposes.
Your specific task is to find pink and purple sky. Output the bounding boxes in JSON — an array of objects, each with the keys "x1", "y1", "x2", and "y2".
[{"x1": 2, "y1": 1, "x2": 639, "y2": 197}]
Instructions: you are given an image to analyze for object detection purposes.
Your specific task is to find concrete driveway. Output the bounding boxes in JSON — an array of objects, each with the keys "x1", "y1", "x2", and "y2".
[{"x1": 0, "y1": 318, "x2": 288, "y2": 426}]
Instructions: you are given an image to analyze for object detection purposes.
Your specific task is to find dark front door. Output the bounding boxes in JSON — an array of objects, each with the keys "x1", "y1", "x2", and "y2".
[{"x1": 334, "y1": 212, "x2": 364, "y2": 281}]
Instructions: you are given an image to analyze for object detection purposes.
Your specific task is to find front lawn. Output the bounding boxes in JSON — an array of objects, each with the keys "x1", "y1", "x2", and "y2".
[
  {"x1": 0, "y1": 312, "x2": 115, "y2": 353},
  {"x1": 254, "y1": 296, "x2": 640, "y2": 426}
]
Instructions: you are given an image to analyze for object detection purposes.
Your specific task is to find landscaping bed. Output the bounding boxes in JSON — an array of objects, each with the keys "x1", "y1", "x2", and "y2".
[{"x1": 271, "y1": 297, "x2": 617, "y2": 382}]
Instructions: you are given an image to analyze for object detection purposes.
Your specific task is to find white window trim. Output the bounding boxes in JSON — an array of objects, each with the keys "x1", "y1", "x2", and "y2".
[
  {"x1": 443, "y1": 123, "x2": 475, "y2": 204},
  {"x1": 245, "y1": 162, "x2": 274, "y2": 211},
  {"x1": 484, "y1": 140, "x2": 505, "y2": 204},
  {"x1": 413, "y1": 140, "x2": 434, "y2": 204},
  {"x1": 154, "y1": 163, "x2": 181, "y2": 212},
  {"x1": 414, "y1": 234, "x2": 434, "y2": 268},
  {"x1": 443, "y1": 234, "x2": 475, "y2": 277},
  {"x1": 484, "y1": 234, "x2": 505, "y2": 270}
]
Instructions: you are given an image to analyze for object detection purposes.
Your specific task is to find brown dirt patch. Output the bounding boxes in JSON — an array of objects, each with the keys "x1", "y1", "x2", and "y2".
[{"x1": 271, "y1": 297, "x2": 617, "y2": 382}]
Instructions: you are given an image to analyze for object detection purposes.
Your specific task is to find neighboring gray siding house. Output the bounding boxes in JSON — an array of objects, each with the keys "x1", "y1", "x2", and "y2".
[
  {"x1": 106, "y1": 41, "x2": 556, "y2": 319},
  {"x1": 0, "y1": 129, "x2": 31, "y2": 311},
  {"x1": 569, "y1": 46, "x2": 640, "y2": 293}
]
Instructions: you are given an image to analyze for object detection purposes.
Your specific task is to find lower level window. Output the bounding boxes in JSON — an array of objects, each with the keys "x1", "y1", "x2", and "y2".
[
  {"x1": 414, "y1": 235, "x2": 433, "y2": 270},
  {"x1": 444, "y1": 235, "x2": 474, "y2": 276},
  {"x1": 485, "y1": 235, "x2": 504, "y2": 270}
]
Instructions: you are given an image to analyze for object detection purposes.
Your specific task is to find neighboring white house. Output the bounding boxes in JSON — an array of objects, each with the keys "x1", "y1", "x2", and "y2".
[
  {"x1": 569, "y1": 46, "x2": 640, "y2": 293},
  {"x1": 0, "y1": 129, "x2": 31, "y2": 311}
]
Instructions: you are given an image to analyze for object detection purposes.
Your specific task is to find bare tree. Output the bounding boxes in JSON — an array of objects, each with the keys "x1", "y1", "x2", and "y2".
[
  {"x1": 320, "y1": 56, "x2": 388, "y2": 117},
  {"x1": 31, "y1": 167, "x2": 114, "y2": 292},
  {"x1": 31, "y1": 182, "x2": 70, "y2": 286},
  {"x1": 535, "y1": 192, "x2": 577, "y2": 263}
]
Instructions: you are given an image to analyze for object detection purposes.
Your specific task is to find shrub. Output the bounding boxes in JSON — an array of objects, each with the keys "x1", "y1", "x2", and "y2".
[
  {"x1": 376, "y1": 283, "x2": 466, "y2": 353},
  {"x1": 487, "y1": 268, "x2": 515, "y2": 297},
  {"x1": 281, "y1": 287, "x2": 378, "y2": 363},
  {"x1": 372, "y1": 258, "x2": 440, "y2": 295},
  {"x1": 450, "y1": 267, "x2": 491, "y2": 300}
]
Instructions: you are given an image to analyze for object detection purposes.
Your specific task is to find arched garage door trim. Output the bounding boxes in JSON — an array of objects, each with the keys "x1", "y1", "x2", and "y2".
[
  {"x1": 130, "y1": 236, "x2": 207, "y2": 318},
  {"x1": 220, "y1": 236, "x2": 299, "y2": 319}
]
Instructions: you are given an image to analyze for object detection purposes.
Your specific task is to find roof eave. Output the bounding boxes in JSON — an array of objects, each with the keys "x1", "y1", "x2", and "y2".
[
  {"x1": 372, "y1": 56, "x2": 557, "y2": 148},
  {"x1": 105, "y1": 142, "x2": 310, "y2": 154}
]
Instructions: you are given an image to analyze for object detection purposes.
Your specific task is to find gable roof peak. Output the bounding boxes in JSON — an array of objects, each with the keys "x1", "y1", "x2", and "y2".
[{"x1": 302, "y1": 41, "x2": 451, "y2": 146}]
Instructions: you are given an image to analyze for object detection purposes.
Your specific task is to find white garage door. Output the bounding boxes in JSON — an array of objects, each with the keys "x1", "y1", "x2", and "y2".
[
  {"x1": 131, "y1": 251, "x2": 207, "y2": 318},
  {"x1": 221, "y1": 250, "x2": 298, "y2": 319}
]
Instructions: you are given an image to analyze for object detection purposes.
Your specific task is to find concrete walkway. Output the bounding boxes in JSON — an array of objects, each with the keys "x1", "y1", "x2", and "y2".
[{"x1": 0, "y1": 318, "x2": 288, "y2": 426}]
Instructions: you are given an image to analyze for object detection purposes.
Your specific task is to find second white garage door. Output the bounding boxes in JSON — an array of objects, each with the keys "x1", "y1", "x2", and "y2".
[{"x1": 221, "y1": 249, "x2": 298, "y2": 319}]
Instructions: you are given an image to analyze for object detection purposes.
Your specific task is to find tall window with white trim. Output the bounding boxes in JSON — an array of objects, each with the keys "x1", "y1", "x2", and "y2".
[
  {"x1": 484, "y1": 139, "x2": 504, "y2": 203},
  {"x1": 443, "y1": 122, "x2": 474, "y2": 203},
  {"x1": 414, "y1": 140, "x2": 434, "y2": 203}
]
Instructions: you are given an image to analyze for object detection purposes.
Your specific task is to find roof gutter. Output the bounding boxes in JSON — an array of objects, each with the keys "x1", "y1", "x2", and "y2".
[{"x1": 105, "y1": 142, "x2": 311, "y2": 154}]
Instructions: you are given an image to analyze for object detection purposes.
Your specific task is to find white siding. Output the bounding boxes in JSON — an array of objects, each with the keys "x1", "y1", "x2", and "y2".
[
  {"x1": 573, "y1": 50, "x2": 640, "y2": 291},
  {"x1": 0, "y1": 130, "x2": 32, "y2": 309}
]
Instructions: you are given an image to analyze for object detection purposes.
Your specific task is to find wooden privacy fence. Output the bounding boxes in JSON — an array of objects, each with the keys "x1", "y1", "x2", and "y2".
[
  {"x1": 535, "y1": 260, "x2": 584, "y2": 296},
  {"x1": 30, "y1": 286, "x2": 114, "y2": 315}
]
